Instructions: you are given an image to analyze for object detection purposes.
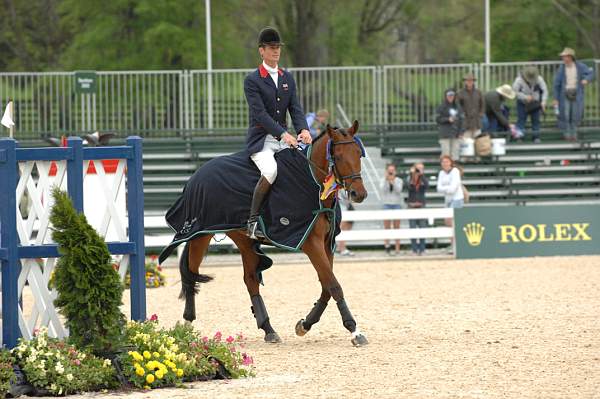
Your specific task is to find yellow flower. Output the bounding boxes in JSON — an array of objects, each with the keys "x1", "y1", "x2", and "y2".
[
  {"x1": 153, "y1": 352, "x2": 160, "y2": 358},
  {"x1": 143, "y1": 385, "x2": 150, "y2": 390},
  {"x1": 143, "y1": 351, "x2": 151, "y2": 359},
  {"x1": 134, "y1": 362, "x2": 141, "y2": 369},
  {"x1": 146, "y1": 374, "x2": 155, "y2": 384},
  {"x1": 176, "y1": 369, "x2": 184, "y2": 377},
  {"x1": 135, "y1": 367, "x2": 145, "y2": 376},
  {"x1": 145, "y1": 361, "x2": 155, "y2": 370},
  {"x1": 155, "y1": 369, "x2": 164, "y2": 379}
]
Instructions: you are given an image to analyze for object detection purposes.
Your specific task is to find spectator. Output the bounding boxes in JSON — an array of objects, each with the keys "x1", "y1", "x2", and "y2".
[
  {"x1": 553, "y1": 47, "x2": 594, "y2": 142},
  {"x1": 456, "y1": 73, "x2": 484, "y2": 140},
  {"x1": 336, "y1": 192, "x2": 355, "y2": 257},
  {"x1": 380, "y1": 163, "x2": 403, "y2": 256},
  {"x1": 512, "y1": 66, "x2": 548, "y2": 143},
  {"x1": 437, "y1": 154, "x2": 464, "y2": 228},
  {"x1": 306, "y1": 109, "x2": 330, "y2": 139},
  {"x1": 483, "y1": 84, "x2": 516, "y2": 135},
  {"x1": 437, "y1": 155, "x2": 464, "y2": 207},
  {"x1": 406, "y1": 162, "x2": 429, "y2": 255},
  {"x1": 436, "y1": 88, "x2": 463, "y2": 161}
]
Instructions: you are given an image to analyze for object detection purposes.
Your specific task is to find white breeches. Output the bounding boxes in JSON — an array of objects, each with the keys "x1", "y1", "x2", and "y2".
[{"x1": 250, "y1": 135, "x2": 289, "y2": 184}]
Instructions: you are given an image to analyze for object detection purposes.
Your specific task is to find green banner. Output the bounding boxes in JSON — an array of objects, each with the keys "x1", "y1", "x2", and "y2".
[
  {"x1": 454, "y1": 205, "x2": 600, "y2": 259},
  {"x1": 74, "y1": 71, "x2": 97, "y2": 94}
]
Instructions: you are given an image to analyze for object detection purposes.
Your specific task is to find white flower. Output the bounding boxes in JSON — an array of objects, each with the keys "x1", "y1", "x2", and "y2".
[
  {"x1": 66, "y1": 373, "x2": 74, "y2": 381},
  {"x1": 55, "y1": 362, "x2": 65, "y2": 374},
  {"x1": 50, "y1": 383, "x2": 57, "y2": 392},
  {"x1": 103, "y1": 359, "x2": 112, "y2": 368}
]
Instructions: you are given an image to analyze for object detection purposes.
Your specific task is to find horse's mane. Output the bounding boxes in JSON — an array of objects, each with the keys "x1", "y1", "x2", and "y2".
[{"x1": 312, "y1": 126, "x2": 348, "y2": 145}]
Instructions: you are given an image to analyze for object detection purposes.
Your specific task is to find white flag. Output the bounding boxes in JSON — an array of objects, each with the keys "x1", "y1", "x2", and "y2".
[{"x1": 1, "y1": 102, "x2": 15, "y2": 128}]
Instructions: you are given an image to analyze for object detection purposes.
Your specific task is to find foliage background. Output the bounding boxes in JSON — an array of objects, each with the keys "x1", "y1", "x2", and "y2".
[{"x1": 0, "y1": 0, "x2": 599, "y2": 72}]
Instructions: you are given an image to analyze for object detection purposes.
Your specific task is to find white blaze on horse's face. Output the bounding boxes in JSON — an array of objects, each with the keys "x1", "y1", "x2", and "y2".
[{"x1": 327, "y1": 121, "x2": 368, "y2": 203}]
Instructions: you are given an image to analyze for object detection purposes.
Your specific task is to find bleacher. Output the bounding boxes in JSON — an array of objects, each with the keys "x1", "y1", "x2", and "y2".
[{"x1": 381, "y1": 127, "x2": 600, "y2": 207}]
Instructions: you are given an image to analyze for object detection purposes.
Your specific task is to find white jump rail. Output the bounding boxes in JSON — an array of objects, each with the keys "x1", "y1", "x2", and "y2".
[
  {"x1": 144, "y1": 208, "x2": 455, "y2": 253},
  {"x1": 337, "y1": 208, "x2": 454, "y2": 242}
]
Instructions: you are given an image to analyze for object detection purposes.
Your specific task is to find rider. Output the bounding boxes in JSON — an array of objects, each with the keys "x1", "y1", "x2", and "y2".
[{"x1": 244, "y1": 27, "x2": 312, "y2": 239}]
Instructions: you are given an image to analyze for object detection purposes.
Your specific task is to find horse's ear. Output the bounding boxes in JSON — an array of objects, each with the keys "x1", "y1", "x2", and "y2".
[
  {"x1": 348, "y1": 120, "x2": 359, "y2": 135},
  {"x1": 326, "y1": 124, "x2": 335, "y2": 138}
]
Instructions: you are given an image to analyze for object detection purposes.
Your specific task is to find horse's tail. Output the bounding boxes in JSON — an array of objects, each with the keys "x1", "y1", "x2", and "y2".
[{"x1": 178, "y1": 241, "x2": 213, "y2": 300}]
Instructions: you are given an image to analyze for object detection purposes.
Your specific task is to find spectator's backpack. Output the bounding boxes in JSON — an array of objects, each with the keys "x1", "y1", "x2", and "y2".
[{"x1": 475, "y1": 133, "x2": 492, "y2": 156}]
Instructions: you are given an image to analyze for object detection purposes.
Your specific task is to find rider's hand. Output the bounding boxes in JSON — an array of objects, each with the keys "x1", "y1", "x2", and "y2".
[
  {"x1": 281, "y1": 132, "x2": 298, "y2": 147},
  {"x1": 298, "y1": 129, "x2": 312, "y2": 144}
]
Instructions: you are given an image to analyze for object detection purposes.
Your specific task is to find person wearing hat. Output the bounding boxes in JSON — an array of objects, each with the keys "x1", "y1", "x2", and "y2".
[
  {"x1": 244, "y1": 27, "x2": 312, "y2": 239},
  {"x1": 483, "y1": 84, "x2": 516, "y2": 134},
  {"x1": 512, "y1": 66, "x2": 548, "y2": 143},
  {"x1": 552, "y1": 47, "x2": 594, "y2": 141},
  {"x1": 456, "y1": 72, "x2": 485, "y2": 141},
  {"x1": 436, "y1": 88, "x2": 463, "y2": 161}
]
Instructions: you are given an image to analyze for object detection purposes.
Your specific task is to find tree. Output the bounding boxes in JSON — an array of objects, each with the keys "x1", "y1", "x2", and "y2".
[{"x1": 49, "y1": 188, "x2": 125, "y2": 355}]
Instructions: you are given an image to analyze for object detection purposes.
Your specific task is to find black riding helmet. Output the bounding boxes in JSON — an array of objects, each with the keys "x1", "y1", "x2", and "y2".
[{"x1": 258, "y1": 27, "x2": 284, "y2": 47}]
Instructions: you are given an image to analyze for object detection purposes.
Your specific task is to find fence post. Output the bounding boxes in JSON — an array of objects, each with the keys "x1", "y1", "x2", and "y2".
[
  {"x1": 66, "y1": 137, "x2": 84, "y2": 212},
  {"x1": 126, "y1": 136, "x2": 146, "y2": 321},
  {"x1": 0, "y1": 138, "x2": 21, "y2": 347}
]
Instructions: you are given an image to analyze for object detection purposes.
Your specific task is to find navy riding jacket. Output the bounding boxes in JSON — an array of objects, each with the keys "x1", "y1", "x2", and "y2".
[{"x1": 244, "y1": 64, "x2": 309, "y2": 154}]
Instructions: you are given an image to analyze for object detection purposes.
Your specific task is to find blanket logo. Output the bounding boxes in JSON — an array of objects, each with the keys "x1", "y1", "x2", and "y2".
[
  {"x1": 279, "y1": 217, "x2": 290, "y2": 226},
  {"x1": 180, "y1": 218, "x2": 197, "y2": 234}
]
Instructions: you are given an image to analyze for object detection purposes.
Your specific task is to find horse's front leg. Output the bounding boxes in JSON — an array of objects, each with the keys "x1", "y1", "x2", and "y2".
[
  {"x1": 301, "y1": 224, "x2": 368, "y2": 347},
  {"x1": 228, "y1": 231, "x2": 281, "y2": 343}
]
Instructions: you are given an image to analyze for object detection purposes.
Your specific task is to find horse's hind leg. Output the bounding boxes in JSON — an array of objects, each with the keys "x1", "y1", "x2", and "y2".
[
  {"x1": 179, "y1": 235, "x2": 214, "y2": 323},
  {"x1": 295, "y1": 237, "x2": 334, "y2": 336},
  {"x1": 228, "y1": 231, "x2": 281, "y2": 343}
]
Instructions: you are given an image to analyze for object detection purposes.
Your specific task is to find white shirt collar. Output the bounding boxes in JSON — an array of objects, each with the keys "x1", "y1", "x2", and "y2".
[{"x1": 262, "y1": 61, "x2": 279, "y2": 75}]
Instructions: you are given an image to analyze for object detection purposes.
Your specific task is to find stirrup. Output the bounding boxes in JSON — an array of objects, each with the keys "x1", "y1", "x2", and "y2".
[{"x1": 247, "y1": 218, "x2": 264, "y2": 240}]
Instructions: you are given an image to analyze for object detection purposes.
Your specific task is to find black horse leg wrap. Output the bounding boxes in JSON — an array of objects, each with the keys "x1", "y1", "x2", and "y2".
[
  {"x1": 336, "y1": 299, "x2": 357, "y2": 333},
  {"x1": 250, "y1": 295, "x2": 274, "y2": 333},
  {"x1": 303, "y1": 300, "x2": 328, "y2": 330}
]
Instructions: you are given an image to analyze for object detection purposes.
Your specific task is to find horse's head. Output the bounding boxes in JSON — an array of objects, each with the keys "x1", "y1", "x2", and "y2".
[{"x1": 326, "y1": 120, "x2": 368, "y2": 203}]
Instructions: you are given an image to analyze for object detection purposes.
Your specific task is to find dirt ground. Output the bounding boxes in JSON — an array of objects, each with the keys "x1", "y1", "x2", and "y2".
[{"x1": 34, "y1": 254, "x2": 600, "y2": 398}]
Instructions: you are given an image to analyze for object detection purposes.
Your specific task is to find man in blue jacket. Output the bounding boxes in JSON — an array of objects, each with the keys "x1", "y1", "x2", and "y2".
[
  {"x1": 245, "y1": 27, "x2": 312, "y2": 239},
  {"x1": 553, "y1": 47, "x2": 594, "y2": 141}
]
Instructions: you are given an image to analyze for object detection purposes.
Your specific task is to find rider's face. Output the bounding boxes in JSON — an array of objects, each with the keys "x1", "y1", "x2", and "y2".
[{"x1": 259, "y1": 45, "x2": 281, "y2": 67}]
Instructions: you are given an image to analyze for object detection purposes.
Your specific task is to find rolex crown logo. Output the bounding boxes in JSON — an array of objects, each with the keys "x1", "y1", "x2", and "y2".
[{"x1": 463, "y1": 222, "x2": 485, "y2": 246}]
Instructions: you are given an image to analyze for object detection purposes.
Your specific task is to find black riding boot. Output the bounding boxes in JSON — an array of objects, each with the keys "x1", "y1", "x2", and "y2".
[{"x1": 247, "y1": 176, "x2": 272, "y2": 239}]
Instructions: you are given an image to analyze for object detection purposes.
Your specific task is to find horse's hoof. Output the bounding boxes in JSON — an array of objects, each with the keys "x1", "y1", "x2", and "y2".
[
  {"x1": 295, "y1": 319, "x2": 308, "y2": 336},
  {"x1": 351, "y1": 333, "x2": 368, "y2": 347},
  {"x1": 264, "y1": 332, "x2": 282, "y2": 343}
]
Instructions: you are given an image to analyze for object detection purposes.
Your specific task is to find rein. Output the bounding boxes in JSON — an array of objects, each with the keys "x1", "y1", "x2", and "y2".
[{"x1": 294, "y1": 136, "x2": 363, "y2": 194}]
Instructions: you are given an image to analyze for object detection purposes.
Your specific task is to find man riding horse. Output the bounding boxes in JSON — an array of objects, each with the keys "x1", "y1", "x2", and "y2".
[{"x1": 245, "y1": 27, "x2": 313, "y2": 239}]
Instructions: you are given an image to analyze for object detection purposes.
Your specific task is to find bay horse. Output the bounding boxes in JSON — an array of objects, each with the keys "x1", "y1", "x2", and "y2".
[{"x1": 174, "y1": 121, "x2": 368, "y2": 347}]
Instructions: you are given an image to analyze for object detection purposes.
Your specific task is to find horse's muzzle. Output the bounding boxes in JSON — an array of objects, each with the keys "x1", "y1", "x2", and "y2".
[{"x1": 349, "y1": 189, "x2": 367, "y2": 203}]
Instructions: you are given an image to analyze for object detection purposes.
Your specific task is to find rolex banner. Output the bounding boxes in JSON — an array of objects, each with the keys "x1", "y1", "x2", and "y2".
[{"x1": 454, "y1": 205, "x2": 600, "y2": 259}]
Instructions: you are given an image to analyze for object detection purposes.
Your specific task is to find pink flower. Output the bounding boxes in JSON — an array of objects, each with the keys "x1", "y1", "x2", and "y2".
[
  {"x1": 242, "y1": 353, "x2": 253, "y2": 366},
  {"x1": 149, "y1": 314, "x2": 158, "y2": 322},
  {"x1": 214, "y1": 331, "x2": 222, "y2": 341},
  {"x1": 202, "y1": 336, "x2": 208, "y2": 343},
  {"x1": 73, "y1": 359, "x2": 81, "y2": 366},
  {"x1": 226, "y1": 336, "x2": 234, "y2": 344},
  {"x1": 190, "y1": 342, "x2": 198, "y2": 348}
]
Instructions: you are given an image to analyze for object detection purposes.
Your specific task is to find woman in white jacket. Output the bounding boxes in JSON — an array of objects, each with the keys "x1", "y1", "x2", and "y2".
[
  {"x1": 437, "y1": 155, "x2": 464, "y2": 252},
  {"x1": 437, "y1": 155, "x2": 464, "y2": 208}
]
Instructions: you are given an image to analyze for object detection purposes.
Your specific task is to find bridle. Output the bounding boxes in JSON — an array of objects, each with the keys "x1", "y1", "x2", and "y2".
[{"x1": 328, "y1": 139, "x2": 363, "y2": 192}]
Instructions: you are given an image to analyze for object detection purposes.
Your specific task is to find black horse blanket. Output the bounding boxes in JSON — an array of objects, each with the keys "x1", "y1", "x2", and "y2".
[{"x1": 158, "y1": 148, "x2": 341, "y2": 264}]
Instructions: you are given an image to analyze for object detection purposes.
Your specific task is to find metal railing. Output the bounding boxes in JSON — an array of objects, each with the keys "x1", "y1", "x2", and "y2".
[{"x1": 1, "y1": 61, "x2": 599, "y2": 139}]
